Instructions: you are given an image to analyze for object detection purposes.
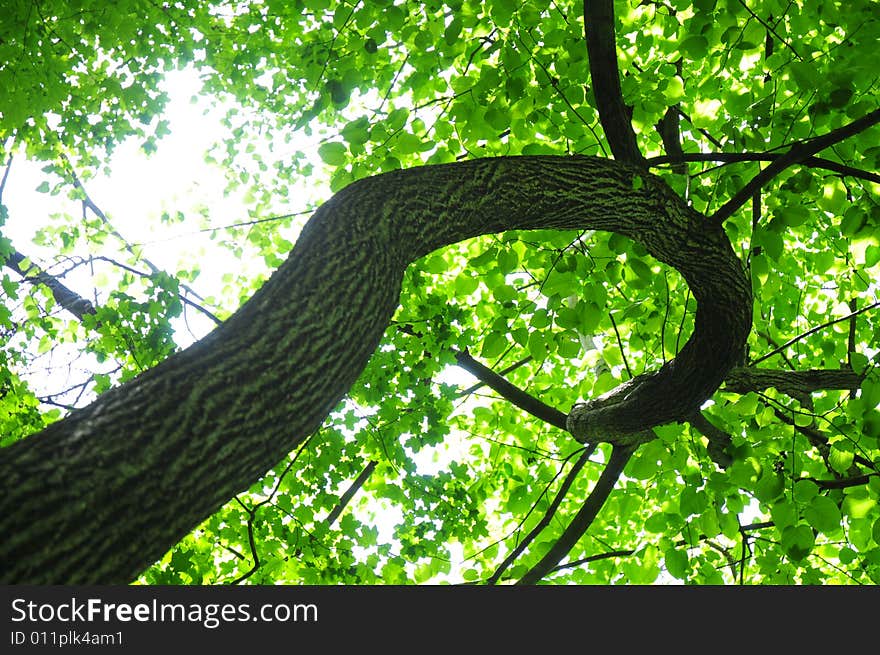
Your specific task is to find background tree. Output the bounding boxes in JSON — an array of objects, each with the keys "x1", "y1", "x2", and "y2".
[{"x1": 1, "y1": 0, "x2": 878, "y2": 584}]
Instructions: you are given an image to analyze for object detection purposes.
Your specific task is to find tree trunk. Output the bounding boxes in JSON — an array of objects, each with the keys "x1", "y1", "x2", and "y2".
[{"x1": 0, "y1": 156, "x2": 751, "y2": 583}]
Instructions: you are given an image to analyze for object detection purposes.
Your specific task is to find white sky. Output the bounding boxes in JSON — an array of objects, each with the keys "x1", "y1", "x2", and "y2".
[{"x1": 3, "y1": 69, "x2": 344, "y2": 355}]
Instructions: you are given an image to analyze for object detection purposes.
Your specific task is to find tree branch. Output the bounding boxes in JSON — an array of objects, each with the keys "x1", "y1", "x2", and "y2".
[
  {"x1": 3, "y1": 248, "x2": 97, "y2": 320},
  {"x1": 90, "y1": 255, "x2": 222, "y2": 326},
  {"x1": 656, "y1": 106, "x2": 686, "y2": 174},
  {"x1": 724, "y1": 367, "x2": 863, "y2": 396},
  {"x1": 487, "y1": 445, "x2": 596, "y2": 584},
  {"x1": 847, "y1": 299, "x2": 858, "y2": 370},
  {"x1": 737, "y1": 0, "x2": 803, "y2": 60},
  {"x1": 674, "y1": 107, "x2": 725, "y2": 149},
  {"x1": 648, "y1": 151, "x2": 880, "y2": 184},
  {"x1": 396, "y1": 324, "x2": 566, "y2": 429},
  {"x1": 608, "y1": 311, "x2": 632, "y2": 378},
  {"x1": 711, "y1": 108, "x2": 880, "y2": 223},
  {"x1": 4, "y1": 246, "x2": 224, "y2": 331},
  {"x1": 457, "y1": 356, "x2": 533, "y2": 397},
  {"x1": 750, "y1": 301, "x2": 880, "y2": 366},
  {"x1": 517, "y1": 444, "x2": 634, "y2": 584},
  {"x1": 0, "y1": 154, "x2": 12, "y2": 200},
  {"x1": 800, "y1": 473, "x2": 878, "y2": 490},
  {"x1": 583, "y1": 0, "x2": 646, "y2": 166},
  {"x1": 550, "y1": 521, "x2": 775, "y2": 576},
  {"x1": 228, "y1": 435, "x2": 313, "y2": 585},
  {"x1": 325, "y1": 460, "x2": 377, "y2": 527},
  {"x1": 768, "y1": 405, "x2": 874, "y2": 473},
  {"x1": 549, "y1": 547, "x2": 636, "y2": 573},
  {"x1": 454, "y1": 349, "x2": 569, "y2": 430}
]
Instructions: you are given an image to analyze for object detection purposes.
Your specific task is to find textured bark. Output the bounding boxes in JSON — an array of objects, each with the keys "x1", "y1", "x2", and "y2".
[
  {"x1": 583, "y1": 0, "x2": 646, "y2": 167},
  {"x1": 724, "y1": 367, "x2": 862, "y2": 396},
  {"x1": 0, "y1": 155, "x2": 751, "y2": 583}
]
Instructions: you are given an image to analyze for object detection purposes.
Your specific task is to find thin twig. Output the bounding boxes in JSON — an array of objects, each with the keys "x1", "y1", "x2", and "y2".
[
  {"x1": 0, "y1": 155, "x2": 12, "y2": 201},
  {"x1": 647, "y1": 151, "x2": 880, "y2": 184},
  {"x1": 608, "y1": 312, "x2": 632, "y2": 378},
  {"x1": 228, "y1": 435, "x2": 314, "y2": 584},
  {"x1": 60, "y1": 156, "x2": 223, "y2": 326},
  {"x1": 487, "y1": 444, "x2": 596, "y2": 584},
  {"x1": 751, "y1": 301, "x2": 880, "y2": 365},
  {"x1": 736, "y1": 0, "x2": 803, "y2": 60},
  {"x1": 517, "y1": 444, "x2": 635, "y2": 584}
]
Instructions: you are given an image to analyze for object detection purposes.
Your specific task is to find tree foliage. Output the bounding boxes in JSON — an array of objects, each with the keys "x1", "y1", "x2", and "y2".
[{"x1": 1, "y1": 0, "x2": 879, "y2": 584}]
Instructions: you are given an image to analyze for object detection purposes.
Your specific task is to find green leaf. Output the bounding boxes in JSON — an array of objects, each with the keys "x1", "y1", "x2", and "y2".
[
  {"x1": 793, "y1": 479, "x2": 819, "y2": 503},
  {"x1": 496, "y1": 248, "x2": 519, "y2": 273},
  {"x1": 542, "y1": 270, "x2": 578, "y2": 298},
  {"x1": 653, "y1": 423, "x2": 680, "y2": 443},
  {"x1": 804, "y1": 495, "x2": 842, "y2": 535},
  {"x1": 530, "y1": 308, "x2": 550, "y2": 329},
  {"x1": 679, "y1": 487, "x2": 706, "y2": 517},
  {"x1": 679, "y1": 35, "x2": 709, "y2": 59},
  {"x1": 645, "y1": 512, "x2": 667, "y2": 533},
  {"x1": 754, "y1": 471, "x2": 784, "y2": 503},
  {"x1": 664, "y1": 547, "x2": 689, "y2": 580},
  {"x1": 663, "y1": 76, "x2": 685, "y2": 103},
  {"x1": 860, "y1": 375, "x2": 880, "y2": 408},
  {"x1": 341, "y1": 118, "x2": 370, "y2": 145},
  {"x1": 480, "y1": 332, "x2": 507, "y2": 359},
  {"x1": 758, "y1": 229, "x2": 784, "y2": 261},
  {"x1": 511, "y1": 327, "x2": 529, "y2": 346},
  {"x1": 626, "y1": 441, "x2": 665, "y2": 480},
  {"x1": 317, "y1": 142, "x2": 348, "y2": 166},
  {"x1": 840, "y1": 207, "x2": 867, "y2": 236},
  {"x1": 628, "y1": 255, "x2": 653, "y2": 283},
  {"x1": 454, "y1": 274, "x2": 478, "y2": 296},
  {"x1": 828, "y1": 447, "x2": 854, "y2": 475},
  {"x1": 781, "y1": 524, "x2": 815, "y2": 561},
  {"x1": 829, "y1": 87, "x2": 853, "y2": 108},
  {"x1": 527, "y1": 331, "x2": 548, "y2": 362},
  {"x1": 444, "y1": 18, "x2": 462, "y2": 45},
  {"x1": 395, "y1": 132, "x2": 425, "y2": 154},
  {"x1": 770, "y1": 500, "x2": 798, "y2": 530}
]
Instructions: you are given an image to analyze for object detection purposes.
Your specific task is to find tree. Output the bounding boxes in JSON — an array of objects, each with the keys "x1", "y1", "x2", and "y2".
[{"x1": 0, "y1": 0, "x2": 878, "y2": 585}]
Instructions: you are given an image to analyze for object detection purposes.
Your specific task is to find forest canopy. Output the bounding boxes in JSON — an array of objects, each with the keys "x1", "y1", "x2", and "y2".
[{"x1": 0, "y1": 0, "x2": 879, "y2": 585}]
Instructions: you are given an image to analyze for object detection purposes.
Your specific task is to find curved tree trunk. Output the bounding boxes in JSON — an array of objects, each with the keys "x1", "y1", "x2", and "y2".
[{"x1": 0, "y1": 156, "x2": 751, "y2": 583}]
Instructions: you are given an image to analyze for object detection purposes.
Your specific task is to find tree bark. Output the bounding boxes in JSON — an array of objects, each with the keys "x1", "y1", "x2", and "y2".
[
  {"x1": 0, "y1": 155, "x2": 751, "y2": 583},
  {"x1": 724, "y1": 367, "x2": 862, "y2": 396},
  {"x1": 583, "y1": 0, "x2": 646, "y2": 167}
]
